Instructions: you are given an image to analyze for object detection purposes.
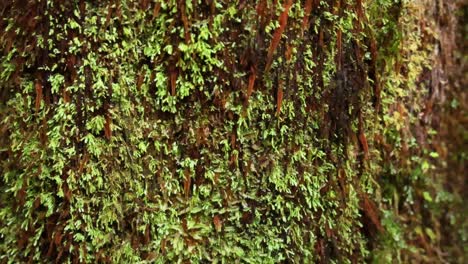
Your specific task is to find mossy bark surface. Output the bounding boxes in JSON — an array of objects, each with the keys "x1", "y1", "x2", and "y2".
[{"x1": 0, "y1": 0, "x2": 465, "y2": 263}]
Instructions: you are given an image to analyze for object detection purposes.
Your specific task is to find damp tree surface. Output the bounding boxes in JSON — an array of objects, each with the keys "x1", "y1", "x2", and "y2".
[{"x1": 0, "y1": 0, "x2": 466, "y2": 263}]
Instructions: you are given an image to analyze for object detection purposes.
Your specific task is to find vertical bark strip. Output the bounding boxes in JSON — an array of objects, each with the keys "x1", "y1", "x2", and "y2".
[
  {"x1": 265, "y1": 0, "x2": 293, "y2": 72},
  {"x1": 35, "y1": 80, "x2": 42, "y2": 111},
  {"x1": 302, "y1": 0, "x2": 313, "y2": 35},
  {"x1": 178, "y1": 0, "x2": 191, "y2": 44}
]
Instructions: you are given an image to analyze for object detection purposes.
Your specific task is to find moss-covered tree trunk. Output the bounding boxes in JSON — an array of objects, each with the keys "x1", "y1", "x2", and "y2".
[{"x1": 1, "y1": 0, "x2": 465, "y2": 263}]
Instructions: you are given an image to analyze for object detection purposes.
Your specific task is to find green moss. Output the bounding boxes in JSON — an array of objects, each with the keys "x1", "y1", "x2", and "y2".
[{"x1": 0, "y1": 0, "x2": 464, "y2": 263}]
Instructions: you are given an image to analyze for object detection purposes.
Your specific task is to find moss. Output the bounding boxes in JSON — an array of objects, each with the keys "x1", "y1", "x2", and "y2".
[{"x1": 0, "y1": 0, "x2": 464, "y2": 263}]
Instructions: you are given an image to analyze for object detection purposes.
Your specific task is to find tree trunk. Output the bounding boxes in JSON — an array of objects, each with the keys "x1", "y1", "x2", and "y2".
[{"x1": 0, "y1": 0, "x2": 465, "y2": 263}]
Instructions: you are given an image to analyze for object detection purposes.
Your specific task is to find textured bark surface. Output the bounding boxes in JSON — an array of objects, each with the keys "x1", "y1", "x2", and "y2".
[{"x1": 0, "y1": 0, "x2": 465, "y2": 263}]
